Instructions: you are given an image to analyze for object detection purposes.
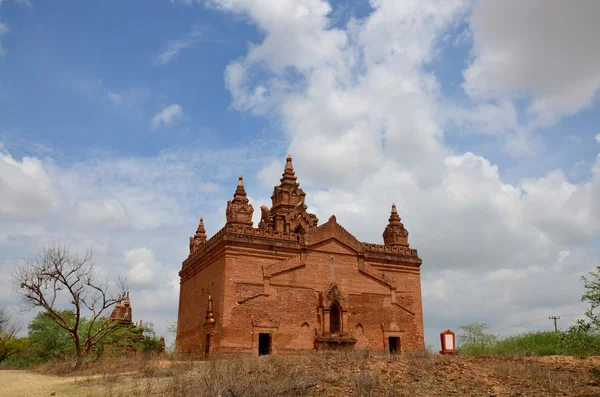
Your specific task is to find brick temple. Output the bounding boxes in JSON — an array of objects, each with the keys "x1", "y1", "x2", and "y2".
[{"x1": 176, "y1": 155, "x2": 424, "y2": 356}]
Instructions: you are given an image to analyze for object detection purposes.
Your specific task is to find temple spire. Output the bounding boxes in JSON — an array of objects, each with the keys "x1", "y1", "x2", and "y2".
[
  {"x1": 195, "y1": 217, "x2": 207, "y2": 240},
  {"x1": 388, "y1": 203, "x2": 403, "y2": 226},
  {"x1": 205, "y1": 295, "x2": 215, "y2": 325},
  {"x1": 234, "y1": 175, "x2": 248, "y2": 200},
  {"x1": 383, "y1": 203, "x2": 409, "y2": 247},
  {"x1": 268, "y1": 154, "x2": 317, "y2": 233},
  {"x1": 226, "y1": 174, "x2": 254, "y2": 226},
  {"x1": 190, "y1": 216, "x2": 207, "y2": 255}
]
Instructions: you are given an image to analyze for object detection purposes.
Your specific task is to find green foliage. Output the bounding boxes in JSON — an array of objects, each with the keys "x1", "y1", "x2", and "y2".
[
  {"x1": 558, "y1": 321, "x2": 600, "y2": 358},
  {"x1": 492, "y1": 331, "x2": 561, "y2": 356},
  {"x1": 0, "y1": 337, "x2": 28, "y2": 365},
  {"x1": 27, "y1": 311, "x2": 76, "y2": 362},
  {"x1": 0, "y1": 308, "x2": 25, "y2": 364},
  {"x1": 456, "y1": 323, "x2": 600, "y2": 358},
  {"x1": 457, "y1": 323, "x2": 498, "y2": 356},
  {"x1": 581, "y1": 265, "x2": 600, "y2": 328},
  {"x1": 5, "y1": 311, "x2": 163, "y2": 367}
]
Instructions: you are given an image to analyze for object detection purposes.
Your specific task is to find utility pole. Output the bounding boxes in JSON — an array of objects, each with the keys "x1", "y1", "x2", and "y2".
[{"x1": 548, "y1": 316, "x2": 560, "y2": 332}]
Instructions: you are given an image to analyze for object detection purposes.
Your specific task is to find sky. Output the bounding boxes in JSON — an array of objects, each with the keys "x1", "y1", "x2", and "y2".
[{"x1": 1, "y1": 0, "x2": 600, "y2": 349}]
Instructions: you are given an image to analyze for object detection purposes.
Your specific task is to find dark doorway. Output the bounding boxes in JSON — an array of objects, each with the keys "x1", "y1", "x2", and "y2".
[
  {"x1": 258, "y1": 333, "x2": 272, "y2": 356},
  {"x1": 205, "y1": 334, "x2": 211, "y2": 357},
  {"x1": 330, "y1": 303, "x2": 341, "y2": 334},
  {"x1": 388, "y1": 337, "x2": 400, "y2": 354}
]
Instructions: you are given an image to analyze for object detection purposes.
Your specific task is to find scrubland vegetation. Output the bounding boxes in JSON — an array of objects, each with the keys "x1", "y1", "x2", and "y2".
[
  {"x1": 2, "y1": 349, "x2": 600, "y2": 397},
  {"x1": 456, "y1": 322, "x2": 600, "y2": 358}
]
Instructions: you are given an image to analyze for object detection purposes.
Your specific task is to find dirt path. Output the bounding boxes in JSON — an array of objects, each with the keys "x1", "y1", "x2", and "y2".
[{"x1": 0, "y1": 370, "x2": 102, "y2": 397}]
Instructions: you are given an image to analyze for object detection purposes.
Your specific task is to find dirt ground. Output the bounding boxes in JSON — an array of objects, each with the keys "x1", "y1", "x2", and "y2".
[
  {"x1": 1, "y1": 353, "x2": 599, "y2": 397},
  {"x1": 0, "y1": 370, "x2": 104, "y2": 397}
]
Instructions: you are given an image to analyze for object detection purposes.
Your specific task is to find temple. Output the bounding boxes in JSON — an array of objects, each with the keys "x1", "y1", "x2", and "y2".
[
  {"x1": 176, "y1": 155, "x2": 424, "y2": 356},
  {"x1": 109, "y1": 292, "x2": 166, "y2": 353}
]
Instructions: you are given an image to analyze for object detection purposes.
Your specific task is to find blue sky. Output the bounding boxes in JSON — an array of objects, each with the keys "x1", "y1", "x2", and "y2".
[{"x1": 1, "y1": 0, "x2": 600, "y2": 348}]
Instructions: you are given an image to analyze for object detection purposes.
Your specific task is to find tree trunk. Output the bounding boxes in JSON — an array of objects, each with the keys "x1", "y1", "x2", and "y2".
[{"x1": 73, "y1": 353, "x2": 85, "y2": 371}]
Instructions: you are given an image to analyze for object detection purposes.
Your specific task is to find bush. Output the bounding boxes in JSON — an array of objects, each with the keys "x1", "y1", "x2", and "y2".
[
  {"x1": 457, "y1": 323, "x2": 498, "y2": 356},
  {"x1": 559, "y1": 327, "x2": 600, "y2": 358},
  {"x1": 493, "y1": 331, "x2": 562, "y2": 356}
]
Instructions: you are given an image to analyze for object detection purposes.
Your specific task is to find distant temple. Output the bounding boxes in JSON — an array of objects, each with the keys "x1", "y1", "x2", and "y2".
[
  {"x1": 109, "y1": 292, "x2": 165, "y2": 353},
  {"x1": 176, "y1": 155, "x2": 424, "y2": 356}
]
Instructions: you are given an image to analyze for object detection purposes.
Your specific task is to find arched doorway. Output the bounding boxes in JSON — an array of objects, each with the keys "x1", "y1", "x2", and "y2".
[{"x1": 330, "y1": 303, "x2": 341, "y2": 334}]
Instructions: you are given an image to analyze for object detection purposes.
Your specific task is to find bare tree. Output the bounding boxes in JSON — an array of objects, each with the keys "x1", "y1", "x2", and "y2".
[
  {"x1": 13, "y1": 244, "x2": 126, "y2": 370},
  {"x1": 0, "y1": 308, "x2": 23, "y2": 363}
]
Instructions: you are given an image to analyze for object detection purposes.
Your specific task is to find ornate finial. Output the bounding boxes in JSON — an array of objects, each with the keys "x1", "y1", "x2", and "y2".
[
  {"x1": 328, "y1": 215, "x2": 337, "y2": 223},
  {"x1": 205, "y1": 295, "x2": 215, "y2": 325},
  {"x1": 190, "y1": 216, "x2": 208, "y2": 255},
  {"x1": 226, "y1": 175, "x2": 254, "y2": 226},
  {"x1": 388, "y1": 203, "x2": 402, "y2": 226},
  {"x1": 124, "y1": 291, "x2": 130, "y2": 306},
  {"x1": 268, "y1": 154, "x2": 318, "y2": 232},
  {"x1": 383, "y1": 203, "x2": 409, "y2": 247},
  {"x1": 234, "y1": 175, "x2": 248, "y2": 199},
  {"x1": 196, "y1": 217, "x2": 207, "y2": 238},
  {"x1": 285, "y1": 154, "x2": 293, "y2": 171}
]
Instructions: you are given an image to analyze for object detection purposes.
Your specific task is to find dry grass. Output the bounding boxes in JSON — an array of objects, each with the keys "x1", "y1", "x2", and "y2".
[{"x1": 3, "y1": 350, "x2": 599, "y2": 397}]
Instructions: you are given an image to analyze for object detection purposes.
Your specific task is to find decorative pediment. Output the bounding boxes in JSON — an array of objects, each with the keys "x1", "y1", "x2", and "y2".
[
  {"x1": 310, "y1": 238, "x2": 358, "y2": 255},
  {"x1": 322, "y1": 283, "x2": 349, "y2": 308},
  {"x1": 304, "y1": 215, "x2": 362, "y2": 252}
]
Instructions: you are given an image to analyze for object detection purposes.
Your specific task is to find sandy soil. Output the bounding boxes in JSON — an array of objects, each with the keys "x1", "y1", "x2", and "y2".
[
  {"x1": 0, "y1": 370, "x2": 103, "y2": 397},
  {"x1": 1, "y1": 354, "x2": 599, "y2": 397}
]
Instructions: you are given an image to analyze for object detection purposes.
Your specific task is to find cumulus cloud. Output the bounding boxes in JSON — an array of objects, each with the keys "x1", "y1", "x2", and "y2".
[
  {"x1": 125, "y1": 247, "x2": 162, "y2": 287},
  {"x1": 464, "y1": 0, "x2": 600, "y2": 124},
  {"x1": 0, "y1": 140, "x2": 282, "y2": 340},
  {"x1": 150, "y1": 104, "x2": 183, "y2": 130},
  {"x1": 0, "y1": 152, "x2": 59, "y2": 221},
  {"x1": 71, "y1": 198, "x2": 130, "y2": 230},
  {"x1": 210, "y1": 0, "x2": 597, "y2": 338}
]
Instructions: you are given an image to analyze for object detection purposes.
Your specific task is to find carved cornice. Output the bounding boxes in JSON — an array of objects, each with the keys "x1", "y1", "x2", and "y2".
[{"x1": 182, "y1": 217, "x2": 422, "y2": 271}]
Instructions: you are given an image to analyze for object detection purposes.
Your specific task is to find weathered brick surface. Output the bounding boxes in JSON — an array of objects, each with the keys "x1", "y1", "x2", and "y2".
[{"x1": 176, "y1": 156, "x2": 424, "y2": 356}]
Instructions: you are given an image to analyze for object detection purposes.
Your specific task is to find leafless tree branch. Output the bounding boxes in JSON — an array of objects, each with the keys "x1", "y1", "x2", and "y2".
[{"x1": 12, "y1": 244, "x2": 126, "y2": 370}]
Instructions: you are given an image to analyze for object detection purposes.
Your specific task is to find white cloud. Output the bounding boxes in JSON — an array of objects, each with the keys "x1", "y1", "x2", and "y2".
[
  {"x1": 71, "y1": 198, "x2": 130, "y2": 230},
  {"x1": 463, "y1": 0, "x2": 600, "y2": 124},
  {"x1": 125, "y1": 247, "x2": 161, "y2": 287},
  {"x1": 211, "y1": 0, "x2": 596, "y2": 340},
  {"x1": 0, "y1": 151, "x2": 59, "y2": 221},
  {"x1": 596, "y1": 133, "x2": 600, "y2": 143},
  {"x1": 107, "y1": 91, "x2": 122, "y2": 106},
  {"x1": 150, "y1": 104, "x2": 183, "y2": 130},
  {"x1": 153, "y1": 27, "x2": 207, "y2": 66}
]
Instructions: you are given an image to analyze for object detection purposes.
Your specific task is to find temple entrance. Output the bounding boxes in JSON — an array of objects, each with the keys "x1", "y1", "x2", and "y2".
[
  {"x1": 205, "y1": 334, "x2": 211, "y2": 357},
  {"x1": 388, "y1": 337, "x2": 400, "y2": 354},
  {"x1": 330, "y1": 303, "x2": 341, "y2": 334},
  {"x1": 258, "y1": 333, "x2": 272, "y2": 356}
]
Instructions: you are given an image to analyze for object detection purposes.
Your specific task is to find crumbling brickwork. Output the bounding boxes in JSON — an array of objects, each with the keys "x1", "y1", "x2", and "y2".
[{"x1": 176, "y1": 155, "x2": 425, "y2": 356}]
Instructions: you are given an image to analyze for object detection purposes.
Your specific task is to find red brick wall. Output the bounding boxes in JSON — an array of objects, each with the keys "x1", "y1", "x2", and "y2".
[
  {"x1": 176, "y1": 254, "x2": 225, "y2": 353},
  {"x1": 177, "y1": 232, "x2": 424, "y2": 355}
]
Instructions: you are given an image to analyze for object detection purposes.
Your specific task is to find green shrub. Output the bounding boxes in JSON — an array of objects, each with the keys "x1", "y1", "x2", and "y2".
[
  {"x1": 558, "y1": 328, "x2": 600, "y2": 358},
  {"x1": 457, "y1": 323, "x2": 498, "y2": 356},
  {"x1": 493, "y1": 331, "x2": 562, "y2": 356}
]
